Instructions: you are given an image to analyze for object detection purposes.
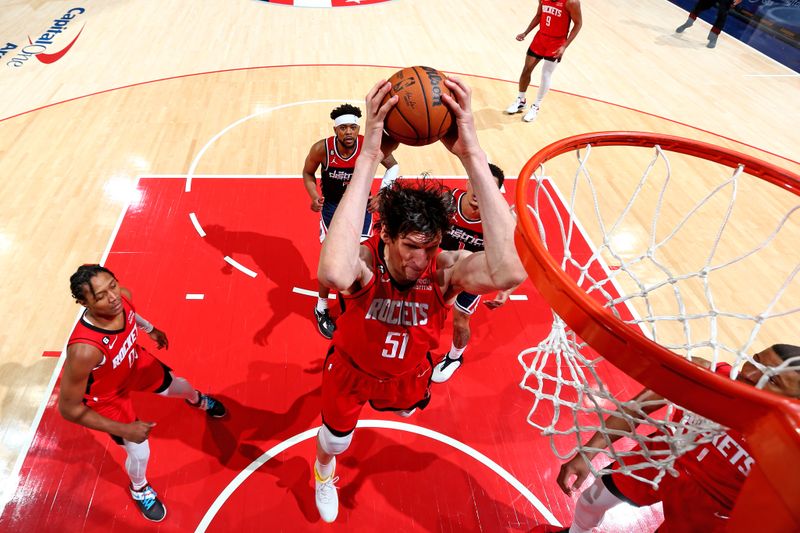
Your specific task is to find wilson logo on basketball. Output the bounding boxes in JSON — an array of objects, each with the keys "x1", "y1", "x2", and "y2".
[{"x1": 4, "y1": 7, "x2": 86, "y2": 69}]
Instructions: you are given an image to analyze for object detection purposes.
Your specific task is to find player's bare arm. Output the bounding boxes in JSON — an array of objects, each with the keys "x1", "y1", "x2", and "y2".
[
  {"x1": 554, "y1": 0, "x2": 583, "y2": 58},
  {"x1": 318, "y1": 80, "x2": 398, "y2": 292},
  {"x1": 59, "y1": 343, "x2": 155, "y2": 443},
  {"x1": 439, "y1": 77, "x2": 526, "y2": 298},
  {"x1": 516, "y1": 2, "x2": 544, "y2": 40},
  {"x1": 302, "y1": 140, "x2": 327, "y2": 212}
]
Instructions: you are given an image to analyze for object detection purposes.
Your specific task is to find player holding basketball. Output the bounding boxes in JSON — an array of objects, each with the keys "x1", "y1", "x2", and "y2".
[
  {"x1": 302, "y1": 104, "x2": 400, "y2": 339},
  {"x1": 505, "y1": 0, "x2": 582, "y2": 123},
  {"x1": 546, "y1": 344, "x2": 800, "y2": 532},
  {"x1": 675, "y1": 0, "x2": 743, "y2": 48},
  {"x1": 58, "y1": 265, "x2": 227, "y2": 522},
  {"x1": 311, "y1": 78, "x2": 526, "y2": 523},
  {"x1": 432, "y1": 163, "x2": 515, "y2": 383}
]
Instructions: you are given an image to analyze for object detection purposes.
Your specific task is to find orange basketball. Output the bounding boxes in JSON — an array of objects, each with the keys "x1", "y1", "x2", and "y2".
[{"x1": 382, "y1": 66, "x2": 453, "y2": 147}]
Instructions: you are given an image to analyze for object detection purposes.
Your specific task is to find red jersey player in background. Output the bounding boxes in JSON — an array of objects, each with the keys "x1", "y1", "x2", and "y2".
[
  {"x1": 58, "y1": 265, "x2": 227, "y2": 522},
  {"x1": 302, "y1": 104, "x2": 399, "y2": 340},
  {"x1": 505, "y1": 0, "x2": 582, "y2": 123},
  {"x1": 543, "y1": 344, "x2": 800, "y2": 532},
  {"x1": 431, "y1": 163, "x2": 516, "y2": 383},
  {"x1": 311, "y1": 77, "x2": 526, "y2": 523}
]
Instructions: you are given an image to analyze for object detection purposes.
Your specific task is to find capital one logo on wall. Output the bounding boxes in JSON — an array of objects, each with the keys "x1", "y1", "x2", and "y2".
[
  {"x1": 1, "y1": 7, "x2": 86, "y2": 69},
  {"x1": 261, "y1": 0, "x2": 393, "y2": 6}
]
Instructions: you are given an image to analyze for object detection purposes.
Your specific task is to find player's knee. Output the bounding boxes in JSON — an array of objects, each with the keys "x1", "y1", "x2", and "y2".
[
  {"x1": 453, "y1": 309, "x2": 471, "y2": 329},
  {"x1": 318, "y1": 424, "x2": 353, "y2": 456}
]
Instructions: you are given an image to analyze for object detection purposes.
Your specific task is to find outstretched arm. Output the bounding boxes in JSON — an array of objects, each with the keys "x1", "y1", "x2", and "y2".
[
  {"x1": 318, "y1": 81, "x2": 398, "y2": 291},
  {"x1": 440, "y1": 77, "x2": 526, "y2": 296}
]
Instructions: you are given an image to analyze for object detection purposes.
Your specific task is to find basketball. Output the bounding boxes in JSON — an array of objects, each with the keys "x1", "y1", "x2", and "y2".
[{"x1": 382, "y1": 66, "x2": 453, "y2": 147}]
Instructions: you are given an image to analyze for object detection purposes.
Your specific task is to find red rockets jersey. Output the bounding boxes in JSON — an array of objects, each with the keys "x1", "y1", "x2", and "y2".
[
  {"x1": 321, "y1": 134, "x2": 363, "y2": 205},
  {"x1": 539, "y1": 0, "x2": 571, "y2": 39},
  {"x1": 333, "y1": 234, "x2": 451, "y2": 379},
  {"x1": 67, "y1": 295, "x2": 143, "y2": 401},
  {"x1": 674, "y1": 363, "x2": 751, "y2": 509},
  {"x1": 439, "y1": 188, "x2": 485, "y2": 253}
]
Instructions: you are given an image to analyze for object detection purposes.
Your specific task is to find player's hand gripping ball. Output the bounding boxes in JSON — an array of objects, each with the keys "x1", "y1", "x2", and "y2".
[{"x1": 381, "y1": 66, "x2": 454, "y2": 146}]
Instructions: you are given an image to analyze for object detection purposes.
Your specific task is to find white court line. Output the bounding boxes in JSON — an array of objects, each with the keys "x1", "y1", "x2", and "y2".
[
  {"x1": 0, "y1": 177, "x2": 136, "y2": 512},
  {"x1": 186, "y1": 294, "x2": 205, "y2": 300},
  {"x1": 509, "y1": 294, "x2": 528, "y2": 301},
  {"x1": 184, "y1": 99, "x2": 365, "y2": 193},
  {"x1": 223, "y1": 256, "x2": 257, "y2": 278},
  {"x1": 292, "y1": 287, "x2": 336, "y2": 299},
  {"x1": 189, "y1": 212, "x2": 206, "y2": 237},
  {"x1": 194, "y1": 420, "x2": 560, "y2": 532},
  {"x1": 743, "y1": 74, "x2": 800, "y2": 78}
]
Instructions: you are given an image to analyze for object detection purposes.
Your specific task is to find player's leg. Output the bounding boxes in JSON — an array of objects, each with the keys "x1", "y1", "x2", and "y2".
[
  {"x1": 568, "y1": 476, "x2": 630, "y2": 532},
  {"x1": 506, "y1": 53, "x2": 541, "y2": 114},
  {"x1": 160, "y1": 374, "x2": 227, "y2": 418},
  {"x1": 676, "y1": 0, "x2": 714, "y2": 32},
  {"x1": 93, "y1": 392, "x2": 167, "y2": 522},
  {"x1": 707, "y1": 0, "x2": 733, "y2": 47},
  {"x1": 314, "y1": 349, "x2": 367, "y2": 522},
  {"x1": 524, "y1": 58, "x2": 559, "y2": 122},
  {"x1": 121, "y1": 437, "x2": 167, "y2": 522},
  {"x1": 315, "y1": 203, "x2": 337, "y2": 339},
  {"x1": 433, "y1": 294, "x2": 478, "y2": 383},
  {"x1": 132, "y1": 349, "x2": 227, "y2": 417}
]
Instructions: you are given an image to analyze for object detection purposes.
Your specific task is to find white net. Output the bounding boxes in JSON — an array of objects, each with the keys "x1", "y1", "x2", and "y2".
[{"x1": 518, "y1": 141, "x2": 800, "y2": 488}]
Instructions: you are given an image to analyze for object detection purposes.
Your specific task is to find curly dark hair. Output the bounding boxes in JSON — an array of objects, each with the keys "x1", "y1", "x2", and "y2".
[
  {"x1": 70, "y1": 264, "x2": 115, "y2": 303},
  {"x1": 330, "y1": 103, "x2": 362, "y2": 121},
  {"x1": 773, "y1": 344, "x2": 800, "y2": 368},
  {"x1": 488, "y1": 163, "x2": 505, "y2": 189},
  {"x1": 378, "y1": 176, "x2": 455, "y2": 242}
]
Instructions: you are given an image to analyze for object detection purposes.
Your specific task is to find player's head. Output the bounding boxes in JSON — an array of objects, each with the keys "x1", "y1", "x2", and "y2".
[
  {"x1": 70, "y1": 264, "x2": 123, "y2": 317},
  {"x1": 330, "y1": 103, "x2": 361, "y2": 149},
  {"x1": 738, "y1": 344, "x2": 800, "y2": 398},
  {"x1": 378, "y1": 177, "x2": 455, "y2": 283},
  {"x1": 464, "y1": 163, "x2": 505, "y2": 216}
]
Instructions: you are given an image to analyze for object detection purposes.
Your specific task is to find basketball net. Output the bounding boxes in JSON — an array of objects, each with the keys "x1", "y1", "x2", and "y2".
[{"x1": 517, "y1": 140, "x2": 800, "y2": 489}]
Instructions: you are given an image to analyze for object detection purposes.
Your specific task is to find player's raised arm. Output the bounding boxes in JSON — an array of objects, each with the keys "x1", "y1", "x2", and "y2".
[
  {"x1": 440, "y1": 77, "x2": 526, "y2": 294},
  {"x1": 318, "y1": 81, "x2": 398, "y2": 291}
]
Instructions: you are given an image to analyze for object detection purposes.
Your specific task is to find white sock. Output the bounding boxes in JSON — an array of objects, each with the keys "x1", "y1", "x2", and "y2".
[
  {"x1": 448, "y1": 343, "x2": 466, "y2": 360},
  {"x1": 517, "y1": 91, "x2": 527, "y2": 100},
  {"x1": 315, "y1": 457, "x2": 335, "y2": 480},
  {"x1": 535, "y1": 60, "x2": 558, "y2": 107},
  {"x1": 570, "y1": 477, "x2": 625, "y2": 533},
  {"x1": 316, "y1": 297, "x2": 328, "y2": 313},
  {"x1": 159, "y1": 375, "x2": 199, "y2": 403},
  {"x1": 123, "y1": 439, "x2": 151, "y2": 490}
]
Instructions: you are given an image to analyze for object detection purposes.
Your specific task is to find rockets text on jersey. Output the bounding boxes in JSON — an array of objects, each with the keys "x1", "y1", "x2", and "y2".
[
  {"x1": 539, "y1": 0, "x2": 571, "y2": 39},
  {"x1": 333, "y1": 234, "x2": 450, "y2": 379}
]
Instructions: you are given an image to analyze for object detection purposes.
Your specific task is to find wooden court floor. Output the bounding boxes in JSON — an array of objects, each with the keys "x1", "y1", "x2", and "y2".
[{"x1": 0, "y1": 0, "x2": 798, "y2": 530}]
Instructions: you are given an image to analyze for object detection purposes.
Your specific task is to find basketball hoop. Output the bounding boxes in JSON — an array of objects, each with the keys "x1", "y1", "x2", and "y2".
[{"x1": 514, "y1": 132, "x2": 800, "y2": 531}]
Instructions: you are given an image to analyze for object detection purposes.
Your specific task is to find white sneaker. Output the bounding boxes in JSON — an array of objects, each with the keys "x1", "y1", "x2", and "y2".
[
  {"x1": 315, "y1": 460, "x2": 339, "y2": 523},
  {"x1": 523, "y1": 104, "x2": 540, "y2": 122},
  {"x1": 431, "y1": 355, "x2": 463, "y2": 383},
  {"x1": 505, "y1": 96, "x2": 527, "y2": 114},
  {"x1": 395, "y1": 408, "x2": 417, "y2": 418}
]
